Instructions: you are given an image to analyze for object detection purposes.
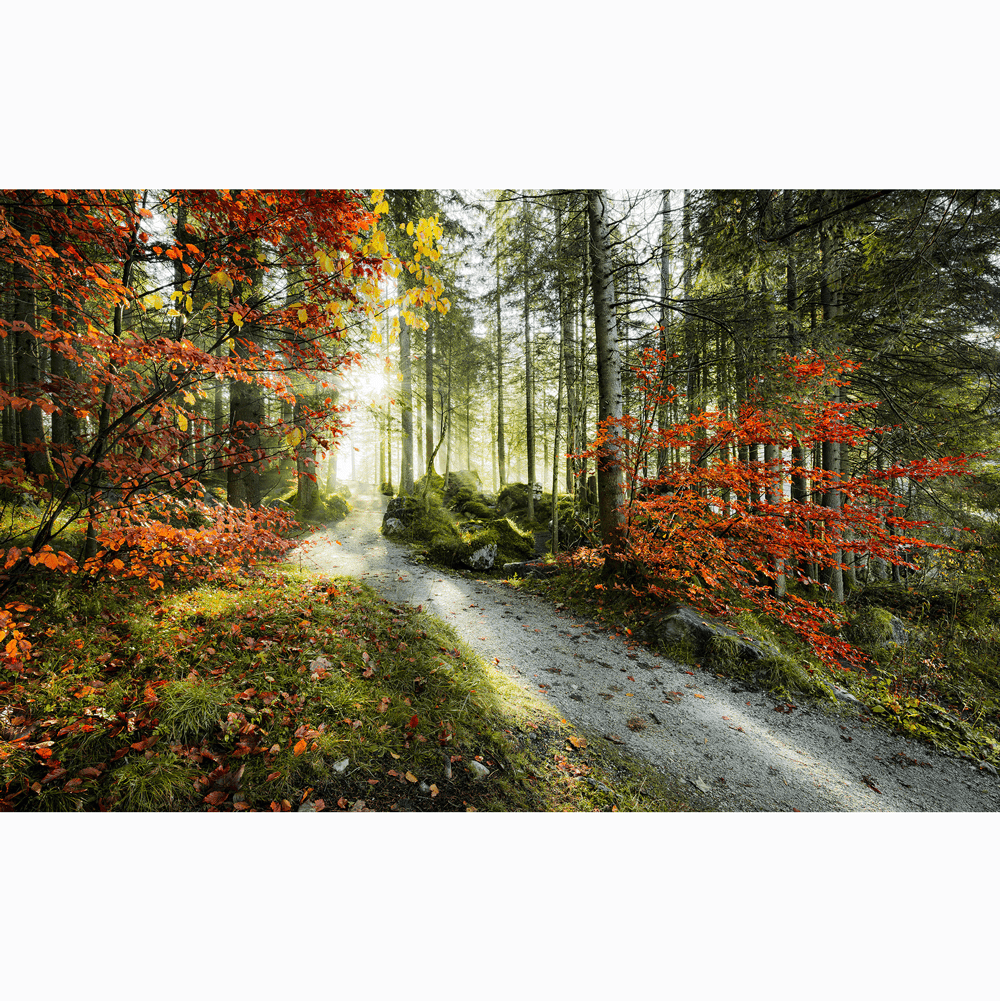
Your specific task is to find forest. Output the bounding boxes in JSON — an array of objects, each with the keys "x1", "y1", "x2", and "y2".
[{"x1": 2, "y1": 188, "x2": 1000, "y2": 813}]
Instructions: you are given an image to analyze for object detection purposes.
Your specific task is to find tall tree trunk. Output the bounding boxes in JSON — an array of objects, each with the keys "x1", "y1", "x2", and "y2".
[
  {"x1": 82, "y1": 192, "x2": 142, "y2": 561},
  {"x1": 424, "y1": 325, "x2": 435, "y2": 476},
  {"x1": 227, "y1": 257, "x2": 264, "y2": 508},
  {"x1": 587, "y1": 190, "x2": 627, "y2": 573},
  {"x1": 761, "y1": 273, "x2": 786, "y2": 598},
  {"x1": 398, "y1": 317, "x2": 414, "y2": 493},
  {"x1": 11, "y1": 198, "x2": 48, "y2": 477},
  {"x1": 657, "y1": 189, "x2": 673, "y2": 477},
  {"x1": 820, "y1": 209, "x2": 844, "y2": 602},
  {"x1": 295, "y1": 396, "x2": 318, "y2": 516},
  {"x1": 523, "y1": 195, "x2": 536, "y2": 521},
  {"x1": 551, "y1": 287, "x2": 565, "y2": 555}
]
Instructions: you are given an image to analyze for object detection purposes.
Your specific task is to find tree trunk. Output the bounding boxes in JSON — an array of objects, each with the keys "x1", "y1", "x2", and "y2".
[
  {"x1": 587, "y1": 190, "x2": 627, "y2": 573},
  {"x1": 398, "y1": 317, "x2": 414, "y2": 493},
  {"x1": 820, "y1": 212, "x2": 844, "y2": 602},
  {"x1": 657, "y1": 189, "x2": 673, "y2": 477},
  {"x1": 424, "y1": 325, "x2": 435, "y2": 476},
  {"x1": 523, "y1": 195, "x2": 536, "y2": 522},
  {"x1": 227, "y1": 258, "x2": 264, "y2": 508},
  {"x1": 11, "y1": 198, "x2": 48, "y2": 477}
]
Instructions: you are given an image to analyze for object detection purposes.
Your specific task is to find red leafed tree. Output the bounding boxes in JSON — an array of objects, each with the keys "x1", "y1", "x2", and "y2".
[
  {"x1": 573, "y1": 349, "x2": 979, "y2": 669},
  {"x1": 0, "y1": 189, "x2": 445, "y2": 666}
]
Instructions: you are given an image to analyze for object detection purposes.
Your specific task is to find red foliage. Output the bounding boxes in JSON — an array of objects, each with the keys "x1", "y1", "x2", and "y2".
[
  {"x1": 0, "y1": 189, "x2": 446, "y2": 673},
  {"x1": 571, "y1": 350, "x2": 979, "y2": 670}
]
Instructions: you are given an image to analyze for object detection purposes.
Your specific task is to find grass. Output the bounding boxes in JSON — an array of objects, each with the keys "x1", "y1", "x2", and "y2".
[{"x1": 0, "y1": 563, "x2": 695, "y2": 812}]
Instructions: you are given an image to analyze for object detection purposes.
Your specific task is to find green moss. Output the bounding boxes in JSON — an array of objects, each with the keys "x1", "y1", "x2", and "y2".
[
  {"x1": 496, "y1": 482, "x2": 532, "y2": 515},
  {"x1": 846, "y1": 606, "x2": 898, "y2": 647},
  {"x1": 427, "y1": 537, "x2": 472, "y2": 568},
  {"x1": 488, "y1": 517, "x2": 536, "y2": 563},
  {"x1": 461, "y1": 500, "x2": 493, "y2": 519},
  {"x1": 385, "y1": 492, "x2": 460, "y2": 545},
  {"x1": 322, "y1": 491, "x2": 352, "y2": 522}
]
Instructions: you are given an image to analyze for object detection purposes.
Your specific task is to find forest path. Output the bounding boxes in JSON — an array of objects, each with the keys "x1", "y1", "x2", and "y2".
[{"x1": 294, "y1": 497, "x2": 1000, "y2": 812}]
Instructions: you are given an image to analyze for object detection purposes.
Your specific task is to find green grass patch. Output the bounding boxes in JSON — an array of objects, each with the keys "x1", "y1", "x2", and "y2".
[{"x1": 1, "y1": 563, "x2": 687, "y2": 811}]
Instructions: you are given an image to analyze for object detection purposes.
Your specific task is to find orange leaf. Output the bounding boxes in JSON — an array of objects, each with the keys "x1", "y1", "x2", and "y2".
[
  {"x1": 405, "y1": 771, "x2": 417, "y2": 783},
  {"x1": 293, "y1": 738, "x2": 307, "y2": 756},
  {"x1": 568, "y1": 735, "x2": 588, "y2": 749},
  {"x1": 693, "y1": 693, "x2": 705, "y2": 699}
]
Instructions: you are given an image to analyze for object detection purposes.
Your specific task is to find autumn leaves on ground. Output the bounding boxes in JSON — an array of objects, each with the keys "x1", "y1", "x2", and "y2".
[{"x1": 0, "y1": 561, "x2": 688, "y2": 812}]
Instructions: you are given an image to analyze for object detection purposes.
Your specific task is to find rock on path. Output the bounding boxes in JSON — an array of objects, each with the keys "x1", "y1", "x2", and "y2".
[{"x1": 295, "y1": 498, "x2": 1000, "y2": 812}]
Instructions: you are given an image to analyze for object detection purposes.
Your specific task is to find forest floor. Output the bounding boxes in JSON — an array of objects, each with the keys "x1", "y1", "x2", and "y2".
[{"x1": 301, "y1": 494, "x2": 1000, "y2": 811}]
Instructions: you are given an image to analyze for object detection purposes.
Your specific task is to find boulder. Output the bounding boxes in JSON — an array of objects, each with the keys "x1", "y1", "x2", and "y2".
[
  {"x1": 382, "y1": 517, "x2": 406, "y2": 536},
  {"x1": 845, "y1": 606, "x2": 914, "y2": 647},
  {"x1": 465, "y1": 543, "x2": 497, "y2": 570},
  {"x1": 637, "y1": 602, "x2": 779, "y2": 665}
]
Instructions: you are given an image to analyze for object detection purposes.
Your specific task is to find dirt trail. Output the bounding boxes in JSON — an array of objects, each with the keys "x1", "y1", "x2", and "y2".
[{"x1": 295, "y1": 496, "x2": 1000, "y2": 812}]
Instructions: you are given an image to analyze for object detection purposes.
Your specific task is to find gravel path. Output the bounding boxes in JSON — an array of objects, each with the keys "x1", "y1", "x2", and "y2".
[{"x1": 296, "y1": 496, "x2": 1000, "y2": 812}]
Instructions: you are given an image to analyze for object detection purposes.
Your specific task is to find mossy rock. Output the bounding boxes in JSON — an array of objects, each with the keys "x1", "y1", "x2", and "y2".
[
  {"x1": 382, "y1": 492, "x2": 460, "y2": 544},
  {"x1": 461, "y1": 500, "x2": 493, "y2": 519},
  {"x1": 415, "y1": 471, "x2": 445, "y2": 496},
  {"x1": 323, "y1": 491, "x2": 352, "y2": 523},
  {"x1": 488, "y1": 517, "x2": 536, "y2": 562},
  {"x1": 444, "y1": 470, "x2": 482, "y2": 500},
  {"x1": 427, "y1": 537, "x2": 472, "y2": 569},
  {"x1": 496, "y1": 482, "x2": 538, "y2": 516},
  {"x1": 845, "y1": 606, "x2": 912, "y2": 647}
]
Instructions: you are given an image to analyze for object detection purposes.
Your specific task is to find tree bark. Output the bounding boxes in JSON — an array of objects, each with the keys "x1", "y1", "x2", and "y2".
[
  {"x1": 587, "y1": 190, "x2": 627, "y2": 573},
  {"x1": 819, "y1": 209, "x2": 844, "y2": 602},
  {"x1": 227, "y1": 257, "x2": 264, "y2": 508},
  {"x1": 523, "y1": 194, "x2": 536, "y2": 522},
  {"x1": 398, "y1": 316, "x2": 414, "y2": 493}
]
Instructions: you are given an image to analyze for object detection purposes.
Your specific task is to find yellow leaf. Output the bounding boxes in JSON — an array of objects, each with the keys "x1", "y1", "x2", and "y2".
[
  {"x1": 185, "y1": 295, "x2": 193, "y2": 313},
  {"x1": 232, "y1": 313, "x2": 243, "y2": 328},
  {"x1": 390, "y1": 752, "x2": 400, "y2": 759},
  {"x1": 405, "y1": 771, "x2": 417, "y2": 783},
  {"x1": 430, "y1": 784, "x2": 439, "y2": 797},
  {"x1": 177, "y1": 414, "x2": 188, "y2": 432},
  {"x1": 406, "y1": 221, "x2": 414, "y2": 237},
  {"x1": 569, "y1": 735, "x2": 588, "y2": 749},
  {"x1": 298, "y1": 308, "x2": 308, "y2": 324},
  {"x1": 286, "y1": 427, "x2": 304, "y2": 449},
  {"x1": 183, "y1": 391, "x2": 195, "y2": 405},
  {"x1": 148, "y1": 293, "x2": 164, "y2": 310},
  {"x1": 182, "y1": 281, "x2": 192, "y2": 292},
  {"x1": 166, "y1": 308, "x2": 180, "y2": 317}
]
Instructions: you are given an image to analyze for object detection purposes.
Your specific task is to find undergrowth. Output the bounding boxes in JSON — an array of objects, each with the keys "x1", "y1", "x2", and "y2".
[{"x1": 0, "y1": 566, "x2": 689, "y2": 811}]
